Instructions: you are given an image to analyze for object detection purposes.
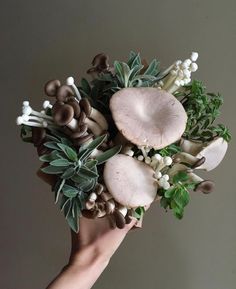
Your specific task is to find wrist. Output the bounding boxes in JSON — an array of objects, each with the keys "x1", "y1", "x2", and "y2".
[{"x1": 69, "y1": 244, "x2": 110, "y2": 273}]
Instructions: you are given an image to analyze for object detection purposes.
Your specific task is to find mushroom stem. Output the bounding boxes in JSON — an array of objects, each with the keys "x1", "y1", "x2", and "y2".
[
  {"x1": 89, "y1": 108, "x2": 108, "y2": 130},
  {"x1": 22, "y1": 102, "x2": 53, "y2": 121},
  {"x1": 167, "y1": 163, "x2": 189, "y2": 179},
  {"x1": 173, "y1": 152, "x2": 200, "y2": 166},
  {"x1": 66, "y1": 77, "x2": 82, "y2": 101},
  {"x1": 67, "y1": 118, "x2": 79, "y2": 131},
  {"x1": 187, "y1": 172, "x2": 203, "y2": 183},
  {"x1": 16, "y1": 116, "x2": 48, "y2": 128},
  {"x1": 180, "y1": 138, "x2": 203, "y2": 155},
  {"x1": 84, "y1": 118, "x2": 104, "y2": 136}
]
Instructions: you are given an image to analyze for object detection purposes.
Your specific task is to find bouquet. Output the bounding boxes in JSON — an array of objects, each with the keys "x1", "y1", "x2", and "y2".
[{"x1": 16, "y1": 51, "x2": 231, "y2": 232}]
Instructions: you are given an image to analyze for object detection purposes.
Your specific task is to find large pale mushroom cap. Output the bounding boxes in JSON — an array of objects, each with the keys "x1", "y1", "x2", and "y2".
[
  {"x1": 103, "y1": 154, "x2": 158, "y2": 208},
  {"x1": 110, "y1": 87, "x2": 187, "y2": 149}
]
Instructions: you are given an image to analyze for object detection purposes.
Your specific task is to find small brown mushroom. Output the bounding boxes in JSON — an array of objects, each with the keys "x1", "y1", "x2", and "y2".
[
  {"x1": 103, "y1": 154, "x2": 158, "y2": 208},
  {"x1": 195, "y1": 181, "x2": 215, "y2": 194},
  {"x1": 53, "y1": 103, "x2": 75, "y2": 127},
  {"x1": 44, "y1": 79, "x2": 61, "y2": 96},
  {"x1": 87, "y1": 53, "x2": 110, "y2": 74},
  {"x1": 67, "y1": 98, "x2": 81, "y2": 118},
  {"x1": 113, "y1": 209, "x2": 126, "y2": 229},
  {"x1": 110, "y1": 88, "x2": 187, "y2": 148},
  {"x1": 56, "y1": 85, "x2": 74, "y2": 102}
]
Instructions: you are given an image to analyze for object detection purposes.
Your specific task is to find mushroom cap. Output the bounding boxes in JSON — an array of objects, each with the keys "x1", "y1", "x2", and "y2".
[
  {"x1": 44, "y1": 79, "x2": 61, "y2": 97},
  {"x1": 53, "y1": 103, "x2": 75, "y2": 126},
  {"x1": 110, "y1": 88, "x2": 187, "y2": 148},
  {"x1": 103, "y1": 154, "x2": 158, "y2": 208},
  {"x1": 56, "y1": 85, "x2": 74, "y2": 102},
  {"x1": 194, "y1": 180, "x2": 215, "y2": 194},
  {"x1": 196, "y1": 137, "x2": 228, "y2": 171}
]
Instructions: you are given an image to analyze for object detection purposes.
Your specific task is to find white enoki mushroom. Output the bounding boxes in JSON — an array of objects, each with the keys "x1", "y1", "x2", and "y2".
[
  {"x1": 66, "y1": 76, "x2": 82, "y2": 101},
  {"x1": 22, "y1": 101, "x2": 53, "y2": 121},
  {"x1": 43, "y1": 100, "x2": 53, "y2": 109},
  {"x1": 16, "y1": 101, "x2": 56, "y2": 128},
  {"x1": 161, "y1": 52, "x2": 199, "y2": 94}
]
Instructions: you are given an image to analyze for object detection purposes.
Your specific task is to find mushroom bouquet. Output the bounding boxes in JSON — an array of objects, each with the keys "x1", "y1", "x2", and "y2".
[{"x1": 16, "y1": 51, "x2": 231, "y2": 232}]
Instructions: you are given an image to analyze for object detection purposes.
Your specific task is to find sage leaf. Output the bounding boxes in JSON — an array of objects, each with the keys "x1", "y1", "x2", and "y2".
[
  {"x1": 54, "y1": 178, "x2": 65, "y2": 203},
  {"x1": 79, "y1": 166, "x2": 98, "y2": 178},
  {"x1": 95, "y1": 145, "x2": 122, "y2": 165},
  {"x1": 61, "y1": 167, "x2": 76, "y2": 179},
  {"x1": 44, "y1": 141, "x2": 62, "y2": 150},
  {"x1": 50, "y1": 159, "x2": 72, "y2": 167},
  {"x1": 41, "y1": 165, "x2": 65, "y2": 174},
  {"x1": 62, "y1": 184, "x2": 78, "y2": 198},
  {"x1": 57, "y1": 143, "x2": 78, "y2": 161},
  {"x1": 81, "y1": 134, "x2": 107, "y2": 152}
]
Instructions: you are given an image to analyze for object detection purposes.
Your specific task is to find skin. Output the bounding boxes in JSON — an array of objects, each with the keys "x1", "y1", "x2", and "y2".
[{"x1": 46, "y1": 215, "x2": 137, "y2": 289}]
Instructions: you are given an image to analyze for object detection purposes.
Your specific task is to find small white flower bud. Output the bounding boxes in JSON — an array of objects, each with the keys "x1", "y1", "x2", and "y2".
[
  {"x1": 126, "y1": 150, "x2": 134, "y2": 157},
  {"x1": 16, "y1": 116, "x2": 23, "y2": 125},
  {"x1": 23, "y1": 101, "x2": 29, "y2": 106}
]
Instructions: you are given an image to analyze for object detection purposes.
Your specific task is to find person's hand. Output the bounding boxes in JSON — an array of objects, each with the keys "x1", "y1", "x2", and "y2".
[{"x1": 46, "y1": 213, "x2": 137, "y2": 289}]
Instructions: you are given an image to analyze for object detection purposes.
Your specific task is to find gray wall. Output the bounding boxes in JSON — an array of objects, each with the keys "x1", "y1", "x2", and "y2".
[{"x1": 0, "y1": 1, "x2": 235, "y2": 288}]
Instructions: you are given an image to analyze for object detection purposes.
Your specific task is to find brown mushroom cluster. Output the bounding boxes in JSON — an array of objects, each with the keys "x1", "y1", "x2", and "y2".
[
  {"x1": 44, "y1": 79, "x2": 108, "y2": 147},
  {"x1": 82, "y1": 183, "x2": 133, "y2": 229}
]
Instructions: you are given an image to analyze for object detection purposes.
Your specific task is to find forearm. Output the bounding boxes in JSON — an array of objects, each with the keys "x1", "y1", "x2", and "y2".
[{"x1": 46, "y1": 246, "x2": 109, "y2": 289}]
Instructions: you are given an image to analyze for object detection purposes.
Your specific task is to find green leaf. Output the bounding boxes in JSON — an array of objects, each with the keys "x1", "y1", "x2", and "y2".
[
  {"x1": 44, "y1": 141, "x2": 61, "y2": 150},
  {"x1": 41, "y1": 165, "x2": 65, "y2": 174},
  {"x1": 61, "y1": 167, "x2": 76, "y2": 179},
  {"x1": 66, "y1": 212, "x2": 79, "y2": 232},
  {"x1": 79, "y1": 166, "x2": 98, "y2": 178},
  {"x1": 143, "y1": 59, "x2": 159, "y2": 76},
  {"x1": 81, "y1": 78, "x2": 91, "y2": 95},
  {"x1": 82, "y1": 134, "x2": 107, "y2": 151},
  {"x1": 57, "y1": 143, "x2": 78, "y2": 161},
  {"x1": 173, "y1": 171, "x2": 189, "y2": 184},
  {"x1": 95, "y1": 145, "x2": 122, "y2": 165},
  {"x1": 174, "y1": 187, "x2": 190, "y2": 208},
  {"x1": 54, "y1": 178, "x2": 65, "y2": 203},
  {"x1": 71, "y1": 173, "x2": 88, "y2": 183},
  {"x1": 50, "y1": 159, "x2": 72, "y2": 167},
  {"x1": 164, "y1": 187, "x2": 176, "y2": 198},
  {"x1": 39, "y1": 151, "x2": 59, "y2": 162},
  {"x1": 85, "y1": 159, "x2": 98, "y2": 170},
  {"x1": 62, "y1": 184, "x2": 78, "y2": 198},
  {"x1": 78, "y1": 178, "x2": 97, "y2": 192}
]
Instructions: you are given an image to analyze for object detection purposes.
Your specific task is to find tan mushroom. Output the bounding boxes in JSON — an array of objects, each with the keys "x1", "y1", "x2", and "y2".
[
  {"x1": 103, "y1": 154, "x2": 158, "y2": 208},
  {"x1": 195, "y1": 137, "x2": 228, "y2": 171},
  {"x1": 110, "y1": 87, "x2": 187, "y2": 148}
]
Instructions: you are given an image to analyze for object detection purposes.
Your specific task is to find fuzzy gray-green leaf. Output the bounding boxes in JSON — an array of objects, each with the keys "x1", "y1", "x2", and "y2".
[{"x1": 95, "y1": 145, "x2": 122, "y2": 165}]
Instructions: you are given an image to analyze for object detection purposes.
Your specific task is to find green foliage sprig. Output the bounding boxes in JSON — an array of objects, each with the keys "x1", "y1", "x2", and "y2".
[
  {"x1": 79, "y1": 51, "x2": 162, "y2": 115},
  {"x1": 158, "y1": 171, "x2": 196, "y2": 219},
  {"x1": 176, "y1": 80, "x2": 231, "y2": 142},
  {"x1": 20, "y1": 126, "x2": 121, "y2": 232}
]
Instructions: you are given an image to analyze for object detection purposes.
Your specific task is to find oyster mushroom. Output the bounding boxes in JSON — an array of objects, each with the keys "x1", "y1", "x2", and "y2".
[
  {"x1": 195, "y1": 137, "x2": 228, "y2": 171},
  {"x1": 110, "y1": 88, "x2": 187, "y2": 148},
  {"x1": 103, "y1": 154, "x2": 158, "y2": 208},
  {"x1": 173, "y1": 152, "x2": 205, "y2": 168}
]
